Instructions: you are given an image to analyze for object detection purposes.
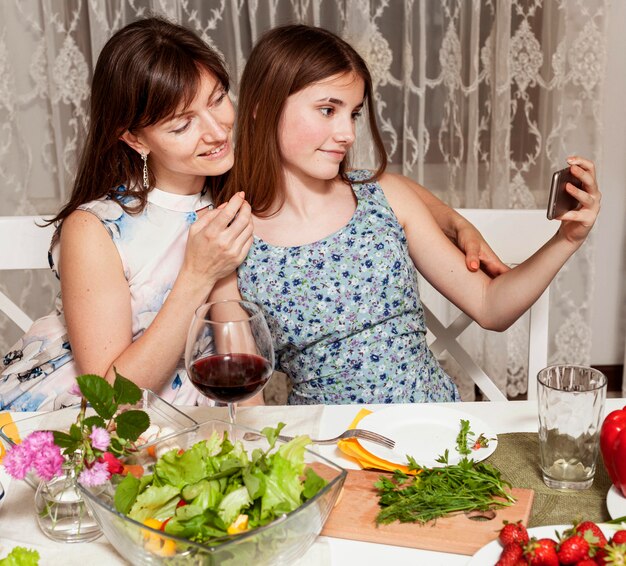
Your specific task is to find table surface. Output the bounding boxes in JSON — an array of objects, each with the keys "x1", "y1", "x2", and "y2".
[{"x1": 1, "y1": 398, "x2": 623, "y2": 565}]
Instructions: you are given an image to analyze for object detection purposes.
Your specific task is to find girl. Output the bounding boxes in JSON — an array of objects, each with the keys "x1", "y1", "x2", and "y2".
[
  {"x1": 1, "y1": 18, "x2": 495, "y2": 411},
  {"x1": 215, "y1": 24, "x2": 601, "y2": 405}
]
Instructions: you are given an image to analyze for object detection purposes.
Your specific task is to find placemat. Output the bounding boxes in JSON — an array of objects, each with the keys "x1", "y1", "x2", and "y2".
[{"x1": 487, "y1": 432, "x2": 611, "y2": 527}]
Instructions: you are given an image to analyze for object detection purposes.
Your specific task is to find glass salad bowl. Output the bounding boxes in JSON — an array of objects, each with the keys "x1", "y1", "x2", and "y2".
[
  {"x1": 78, "y1": 419, "x2": 347, "y2": 565},
  {"x1": 0, "y1": 389, "x2": 197, "y2": 489}
]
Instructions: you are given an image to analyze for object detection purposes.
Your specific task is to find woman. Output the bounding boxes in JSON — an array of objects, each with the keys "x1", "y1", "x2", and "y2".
[
  {"x1": 0, "y1": 18, "x2": 252, "y2": 410},
  {"x1": 214, "y1": 24, "x2": 601, "y2": 405},
  {"x1": 1, "y1": 18, "x2": 493, "y2": 411}
]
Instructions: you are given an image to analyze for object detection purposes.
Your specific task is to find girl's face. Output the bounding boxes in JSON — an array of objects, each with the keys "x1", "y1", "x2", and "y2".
[
  {"x1": 131, "y1": 69, "x2": 235, "y2": 194},
  {"x1": 278, "y1": 72, "x2": 364, "y2": 185}
]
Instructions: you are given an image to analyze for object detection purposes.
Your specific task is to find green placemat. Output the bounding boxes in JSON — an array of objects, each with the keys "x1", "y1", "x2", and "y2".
[{"x1": 486, "y1": 432, "x2": 611, "y2": 527}]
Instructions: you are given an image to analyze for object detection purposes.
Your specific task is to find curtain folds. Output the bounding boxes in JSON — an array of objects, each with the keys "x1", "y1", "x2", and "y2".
[{"x1": 0, "y1": 0, "x2": 608, "y2": 398}]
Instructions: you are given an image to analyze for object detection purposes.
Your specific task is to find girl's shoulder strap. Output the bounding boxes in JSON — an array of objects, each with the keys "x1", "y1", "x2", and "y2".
[
  {"x1": 346, "y1": 169, "x2": 377, "y2": 185},
  {"x1": 346, "y1": 169, "x2": 388, "y2": 204}
]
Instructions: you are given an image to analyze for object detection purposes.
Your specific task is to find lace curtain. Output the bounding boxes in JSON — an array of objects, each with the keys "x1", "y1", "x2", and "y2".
[{"x1": 0, "y1": 0, "x2": 608, "y2": 399}]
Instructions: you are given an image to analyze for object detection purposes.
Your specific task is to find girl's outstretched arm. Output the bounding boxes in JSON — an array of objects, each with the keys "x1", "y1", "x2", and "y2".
[
  {"x1": 400, "y1": 175, "x2": 510, "y2": 277},
  {"x1": 382, "y1": 157, "x2": 600, "y2": 331}
]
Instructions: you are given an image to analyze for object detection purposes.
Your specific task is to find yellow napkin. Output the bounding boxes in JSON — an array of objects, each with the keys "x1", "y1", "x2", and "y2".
[
  {"x1": 0, "y1": 412, "x2": 21, "y2": 463},
  {"x1": 337, "y1": 408, "x2": 416, "y2": 475}
]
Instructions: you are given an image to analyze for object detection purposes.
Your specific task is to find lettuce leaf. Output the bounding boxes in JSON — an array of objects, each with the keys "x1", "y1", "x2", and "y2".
[
  {"x1": 0, "y1": 547, "x2": 40, "y2": 566},
  {"x1": 128, "y1": 484, "x2": 180, "y2": 523}
]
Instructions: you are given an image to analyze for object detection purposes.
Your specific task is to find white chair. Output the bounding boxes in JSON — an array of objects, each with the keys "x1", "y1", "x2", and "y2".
[
  {"x1": 422, "y1": 209, "x2": 557, "y2": 401},
  {"x1": 0, "y1": 216, "x2": 56, "y2": 332}
]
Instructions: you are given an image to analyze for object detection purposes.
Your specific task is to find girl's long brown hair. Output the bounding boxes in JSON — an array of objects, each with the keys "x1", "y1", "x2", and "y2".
[
  {"x1": 50, "y1": 17, "x2": 230, "y2": 225},
  {"x1": 220, "y1": 24, "x2": 387, "y2": 216}
]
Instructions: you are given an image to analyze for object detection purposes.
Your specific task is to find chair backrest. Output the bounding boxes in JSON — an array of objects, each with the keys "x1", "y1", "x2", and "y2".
[
  {"x1": 0, "y1": 216, "x2": 55, "y2": 331},
  {"x1": 422, "y1": 209, "x2": 557, "y2": 401}
]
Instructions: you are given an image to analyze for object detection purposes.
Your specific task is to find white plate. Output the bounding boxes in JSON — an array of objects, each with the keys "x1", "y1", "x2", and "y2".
[
  {"x1": 356, "y1": 405, "x2": 497, "y2": 467},
  {"x1": 607, "y1": 485, "x2": 626, "y2": 520},
  {"x1": 468, "y1": 524, "x2": 616, "y2": 564}
]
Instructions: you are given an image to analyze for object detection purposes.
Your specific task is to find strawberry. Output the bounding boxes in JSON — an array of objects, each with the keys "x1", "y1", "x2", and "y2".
[
  {"x1": 598, "y1": 542, "x2": 626, "y2": 565},
  {"x1": 594, "y1": 546, "x2": 608, "y2": 565},
  {"x1": 497, "y1": 541, "x2": 524, "y2": 565},
  {"x1": 496, "y1": 556, "x2": 527, "y2": 566},
  {"x1": 537, "y1": 538, "x2": 557, "y2": 549},
  {"x1": 499, "y1": 521, "x2": 530, "y2": 546},
  {"x1": 558, "y1": 535, "x2": 590, "y2": 564},
  {"x1": 495, "y1": 553, "x2": 524, "y2": 566},
  {"x1": 612, "y1": 530, "x2": 626, "y2": 545},
  {"x1": 574, "y1": 521, "x2": 608, "y2": 548},
  {"x1": 574, "y1": 560, "x2": 596, "y2": 566},
  {"x1": 524, "y1": 539, "x2": 559, "y2": 566}
]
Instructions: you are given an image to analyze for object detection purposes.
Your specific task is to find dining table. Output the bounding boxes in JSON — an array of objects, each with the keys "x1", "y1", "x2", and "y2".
[{"x1": 1, "y1": 397, "x2": 624, "y2": 565}]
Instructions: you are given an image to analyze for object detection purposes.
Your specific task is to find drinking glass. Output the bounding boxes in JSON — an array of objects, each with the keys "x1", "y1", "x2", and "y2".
[
  {"x1": 185, "y1": 300, "x2": 274, "y2": 424},
  {"x1": 537, "y1": 364, "x2": 607, "y2": 490}
]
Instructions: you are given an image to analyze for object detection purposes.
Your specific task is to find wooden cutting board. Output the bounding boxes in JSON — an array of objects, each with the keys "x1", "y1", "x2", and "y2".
[{"x1": 320, "y1": 469, "x2": 534, "y2": 556}]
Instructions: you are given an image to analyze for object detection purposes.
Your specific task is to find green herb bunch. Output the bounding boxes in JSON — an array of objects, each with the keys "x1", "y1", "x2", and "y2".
[
  {"x1": 375, "y1": 419, "x2": 513, "y2": 525},
  {"x1": 375, "y1": 451, "x2": 515, "y2": 525}
]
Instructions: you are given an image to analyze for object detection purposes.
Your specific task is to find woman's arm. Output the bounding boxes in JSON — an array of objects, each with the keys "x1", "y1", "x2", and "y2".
[
  {"x1": 399, "y1": 175, "x2": 510, "y2": 276},
  {"x1": 60, "y1": 193, "x2": 253, "y2": 390},
  {"x1": 381, "y1": 157, "x2": 600, "y2": 331}
]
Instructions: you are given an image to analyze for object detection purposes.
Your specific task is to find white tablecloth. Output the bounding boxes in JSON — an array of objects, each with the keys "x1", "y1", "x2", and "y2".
[{"x1": 1, "y1": 399, "x2": 623, "y2": 565}]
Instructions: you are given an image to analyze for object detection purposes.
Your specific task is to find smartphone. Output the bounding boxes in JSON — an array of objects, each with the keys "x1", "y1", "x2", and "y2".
[{"x1": 547, "y1": 167, "x2": 582, "y2": 220}]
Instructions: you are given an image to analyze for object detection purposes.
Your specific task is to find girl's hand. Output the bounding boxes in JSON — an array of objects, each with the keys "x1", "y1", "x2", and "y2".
[
  {"x1": 182, "y1": 191, "x2": 253, "y2": 288},
  {"x1": 556, "y1": 156, "x2": 601, "y2": 244}
]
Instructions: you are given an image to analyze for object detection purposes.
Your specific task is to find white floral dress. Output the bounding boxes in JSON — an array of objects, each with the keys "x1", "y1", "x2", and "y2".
[{"x1": 0, "y1": 188, "x2": 213, "y2": 411}]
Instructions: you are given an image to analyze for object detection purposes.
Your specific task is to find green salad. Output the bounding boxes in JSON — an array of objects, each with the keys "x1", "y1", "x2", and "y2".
[{"x1": 113, "y1": 423, "x2": 327, "y2": 544}]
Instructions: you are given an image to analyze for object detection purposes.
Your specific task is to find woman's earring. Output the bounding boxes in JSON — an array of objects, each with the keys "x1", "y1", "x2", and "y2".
[{"x1": 141, "y1": 152, "x2": 149, "y2": 188}]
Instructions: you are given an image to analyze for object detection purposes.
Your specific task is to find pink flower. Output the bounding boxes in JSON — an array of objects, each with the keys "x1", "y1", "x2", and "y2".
[
  {"x1": 100, "y1": 452, "x2": 124, "y2": 475},
  {"x1": 4, "y1": 431, "x2": 63, "y2": 481},
  {"x1": 78, "y1": 460, "x2": 111, "y2": 487},
  {"x1": 68, "y1": 380, "x2": 82, "y2": 397},
  {"x1": 33, "y1": 443, "x2": 64, "y2": 481},
  {"x1": 23, "y1": 430, "x2": 55, "y2": 453},
  {"x1": 3, "y1": 443, "x2": 34, "y2": 480},
  {"x1": 89, "y1": 427, "x2": 110, "y2": 451}
]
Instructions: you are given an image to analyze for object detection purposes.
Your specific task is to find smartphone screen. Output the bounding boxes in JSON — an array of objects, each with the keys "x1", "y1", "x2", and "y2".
[{"x1": 547, "y1": 167, "x2": 582, "y2": 220}]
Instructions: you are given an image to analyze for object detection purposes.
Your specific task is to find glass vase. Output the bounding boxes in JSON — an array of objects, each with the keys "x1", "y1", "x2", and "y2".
[{"x1": 34, "y1": 470, "x2": 102, "y2": 543}]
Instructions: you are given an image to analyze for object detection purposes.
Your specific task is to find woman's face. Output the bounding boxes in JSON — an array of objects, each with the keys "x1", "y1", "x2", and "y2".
[
  {"x1": 277, "y1": 72, "x2": 365, "y2": 185},
  {"x1": 133, "y1": 69, "x2": 235, "y2": 194}
]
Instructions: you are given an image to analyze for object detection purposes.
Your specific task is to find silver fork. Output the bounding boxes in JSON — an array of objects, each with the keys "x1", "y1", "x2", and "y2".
[{"x1": 242, "y1": 428, "x2": 395, "y2": 449}]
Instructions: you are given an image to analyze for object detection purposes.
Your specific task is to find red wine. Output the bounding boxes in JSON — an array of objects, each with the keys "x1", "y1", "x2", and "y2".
[{"x1": 190, "y1": 353, "x2": 272, "y2": 403}]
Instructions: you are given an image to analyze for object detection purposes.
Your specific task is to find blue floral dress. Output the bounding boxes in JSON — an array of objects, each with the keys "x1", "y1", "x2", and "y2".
[
  {"x1": 237, "y1": 170, "x2": 460, "y2": 405},
  {"x1": 0, "y1": 188, "x2": 214, "y2": 411}
]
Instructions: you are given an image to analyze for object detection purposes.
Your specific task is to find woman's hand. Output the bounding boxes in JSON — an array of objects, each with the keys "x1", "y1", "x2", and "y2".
[
  {"x1": 182, "y1": 191, "x2": 254, "y2": 289},
  {"x1": 398, "y1": 173, "x2": 509, "y2": 277},
  {"x1": 453, "y1": 221, "x2": 510, "y2": 277},
  {"x1": 555, "y1": 156, "x2": 601, "y2": 244}
]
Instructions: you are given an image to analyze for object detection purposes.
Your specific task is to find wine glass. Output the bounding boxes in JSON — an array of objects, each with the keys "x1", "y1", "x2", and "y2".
[{"x1": 185, "y1": 300, "x2": 274, "y2": 424}]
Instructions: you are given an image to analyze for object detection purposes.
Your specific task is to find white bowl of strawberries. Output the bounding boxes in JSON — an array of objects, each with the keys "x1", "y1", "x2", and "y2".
[{"x1": 469, "y1": 520, "x2": 626, "y2": 565}]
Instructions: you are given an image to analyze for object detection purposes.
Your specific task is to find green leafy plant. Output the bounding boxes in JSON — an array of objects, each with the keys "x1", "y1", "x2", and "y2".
[{"x1": 3, "y1": 370, "x2": 150, "y2": 487}]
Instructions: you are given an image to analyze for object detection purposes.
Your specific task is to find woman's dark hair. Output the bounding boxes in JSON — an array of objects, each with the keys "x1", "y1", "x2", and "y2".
[
  {"x1": 50, "y1": 16, "x2": 230, "y2": 224},
  {"x1": 220, "y1": 24, "x2": 387, "y2": 215}
]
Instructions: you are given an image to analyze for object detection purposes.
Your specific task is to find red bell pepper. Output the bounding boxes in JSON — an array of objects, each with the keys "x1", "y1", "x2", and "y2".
[{"x1": 600, "y1": 407, "x2": 626, "y2": 495}]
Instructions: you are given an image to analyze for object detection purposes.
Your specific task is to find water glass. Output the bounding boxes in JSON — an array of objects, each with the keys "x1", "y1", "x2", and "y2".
[{"x1": 537, "y1": 365, "x2": 607, "y2": 490}]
